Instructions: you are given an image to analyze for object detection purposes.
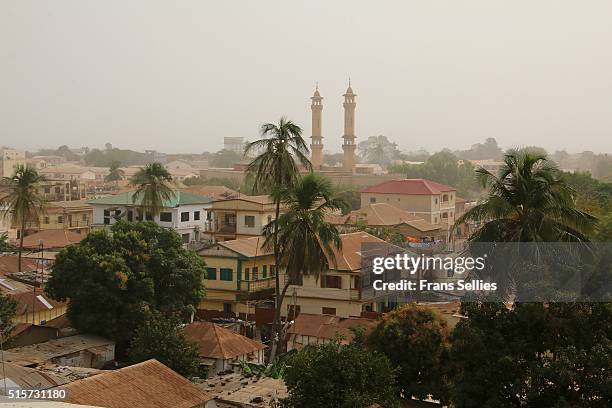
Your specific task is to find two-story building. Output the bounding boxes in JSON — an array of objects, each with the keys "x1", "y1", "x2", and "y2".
[
  {"x1": 210, "y1": 195, "x2": 278, "y2": 241},
  {"x1": 198, "y1": 236, "x2": 276, "y2": 318},
  {"x1": 360, "y1": 178, "x2": 457, "y2": 226},
  {"x1": 88, "y1": 190, "x2": 213, "y2": 244},
  {"x1": 199, "y1": 231, "x2": 400, "y2": 320},
  {"x1": 38, "y1": 200, "x2": 93, "y2": 235}
]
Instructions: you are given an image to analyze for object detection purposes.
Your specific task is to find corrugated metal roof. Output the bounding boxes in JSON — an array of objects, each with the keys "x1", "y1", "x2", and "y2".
[
  {"x1": 184, "y1": 321, "x2": 266, "y2": 360},
  {"x1": 360, "y1": 179, "x2": 456, "y2": 195},
  {"x1": 61, "y1": 359, "x2": 213, "y2": 408}
]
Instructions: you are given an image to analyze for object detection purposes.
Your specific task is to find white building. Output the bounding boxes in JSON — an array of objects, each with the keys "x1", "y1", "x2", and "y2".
[
  {"x1": 0, "y1": 148, "x2": 26, "y2": 177},
  {"x1": 223, "y1": 137, "x2": 245, "y2": 154},
  {"x1": 88, "y1": 190, "x2": 213, "y2": 244}
]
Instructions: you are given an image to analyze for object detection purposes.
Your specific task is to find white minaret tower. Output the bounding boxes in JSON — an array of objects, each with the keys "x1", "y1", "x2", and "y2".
[
  {"x1": 310, "y1": 84, "x2": 324, "y2": 170},
  {"x1": 342, "y1": 79, "x2": 357, "y2": 173}
]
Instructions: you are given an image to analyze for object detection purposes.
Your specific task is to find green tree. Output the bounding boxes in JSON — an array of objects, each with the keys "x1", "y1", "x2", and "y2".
[
  {"x1": 1, "y1": 165, "x2": 46, "y2": 271},
  {"x1": 130, "y1": 163, "x2": 175, "y2": 217},
  {"x1": 450, "y1": 301, "x2": 612, "y2": 407},
  {"x1": 0, "y1": 292, "x2": 17, "y2": 338},
  {"x1": 263, "y1": 174, "x2": 345, "y2": 356},
  {"x1": 455, "y1": 150, "x2": 597, "y2": 242},
  {"x1": 0, "y1": 233, "x2": 13, "y2": 252},
  {"x1": 45, "y1": 221, "x2": 205, "y2": 354},
  {"x1": 367, "y1": 303, "x2": 450, "y2": 403},
  {"x1": 105, "y1": 160, "x2": 125, "y2": 183},
  {"x1": 209, "y1": 149, "x2": 242, "y2": 168},
  {"x1": 245, "y1": 117, "x2": 311, "y2": 360},
  {"x1": 281, "y1": 342, "x2": 399, "y2": 408},
  {"x1": 358, "y1": 135, "x2": 400, "y2": 167},
  {"x1": 128, "y1": 311, "x2": 200, "y2": 377}
]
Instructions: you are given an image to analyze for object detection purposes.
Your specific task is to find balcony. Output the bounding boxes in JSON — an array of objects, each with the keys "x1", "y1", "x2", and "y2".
[{"x1": 237, "y1": 277, "x2": 275, "y2": 300}]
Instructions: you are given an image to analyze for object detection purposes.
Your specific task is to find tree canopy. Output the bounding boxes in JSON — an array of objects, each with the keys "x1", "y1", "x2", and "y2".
[
  {"x1": 128, "y1": 311, "x2": 200, "y2": 377},
  {"x1": 281, "y1": 341, "x2": 399, "y2": 408},
  {"x1": 46, "y1": 221, "x2": 205, "y2": 353},
  {"x1": 367, "y1": 303, "x2": 451, "y2": 403}
]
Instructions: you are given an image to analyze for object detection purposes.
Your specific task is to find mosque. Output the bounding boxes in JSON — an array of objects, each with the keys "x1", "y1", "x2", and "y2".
[{"x1": 310, "y1": 81, "x2": 358, "y2": 173}]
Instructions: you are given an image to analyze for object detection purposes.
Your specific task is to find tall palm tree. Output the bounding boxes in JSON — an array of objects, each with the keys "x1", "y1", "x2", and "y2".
[
  {"x1": 262, "y1": 174, "x2": 345, "y2": 360},
  {"x1": 454, "y1": 150, "x2": 596, "y2": 243},
  {"x1": 245, "y1": 117, "x2": 312, "y2": 360},
  {"x1": 130, "y1": 163, "x2": 175, "y2": 219},
  {"x1": 1, "y1": 165, "x2": 46, "y2": 271},
  {"x1": 105, "y1": 161, "x2": 125, "y2": 184}
]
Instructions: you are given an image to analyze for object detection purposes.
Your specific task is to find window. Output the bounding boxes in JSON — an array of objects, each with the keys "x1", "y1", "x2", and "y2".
[
  {"x1": 244, "y1": 215, "x2": 255, "y2": 228},
  {"x1": 220, "y1": 268, "x2": 233, "y2": 281},
  {"x1": 104, "y1": 217, "x2": 110, "y2": 225},
  {"x1": 43, "y1": 216, "x2": 49, "y2": 224},
  {"x1": 434, "y1": 217, "x2": 438, "y2": 223},
  {"x1": 82, "y1": 214, "x2": 88, "y2": 222},
  {"x1": 369, "y1": 197, "x2": 376, "y2": 203},
  {"x1": 435, "y1": 198, "x2": 438, "y2": 204},
  {"x1": 442, "y1": 212, "x2": 448, "y2": 219},
  {"x1": 181, "y1": 212, "x2": 190, "y2": 222},
  {"x1": 252, "y1": 266, "x2": 258, "y2": 280},
  {"x1": 194, "y1": 211, "x2": 200, "y2": 221},
  {"x1": 244, "y1": 268, "x2": 250, "y2": 281},
  {"x1": 182, "y1": 233, "x2": 190, "y2": 243},
  {"x1": 103, "y1": 209, "x2": 110, "y2": 217},
  {"x1": 145, "y1": 213, "x2": 153, "y2": 221},
  {"x1": 322, "y1": 307, "x2": 336, "y2": 315},
  {"x1": 127, "y1": 210, "x2": 133, "y2": 222},
  {"x1": 223, "y1": 303, "x2": 232, "y2": 313},
  {"x1": 270, "y1": 265, "x2": 276, "y2": 276},
  {"x1": 206, "y1": 268, "x2": 217, "y2": 280},
  {"x1": 442, "y1": 194, "x2": 449, "y2": 202},
  {"x1": 321, "y1": 275, "x2": 342, "y2": 289},
  {"x1": 57, "y1": 216, "x2": 64, "y2": 224},
  {"x1": 44, "y1": 187, "x2": 51, "y2": 194},
  {"x1": 262, "y1": 265, "x2": 268, "y2": 278},
  {"x1": 160, "y1": 212, "x2": 172, "y2": 222}
]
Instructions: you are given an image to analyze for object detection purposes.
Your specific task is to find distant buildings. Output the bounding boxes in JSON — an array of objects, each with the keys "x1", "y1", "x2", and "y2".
[
  {"x1": 0, "y1": 148, "x2": 26, "y2": 177},
  {"x1": 223, "y1": 137, "x2": 245, "y2": 155}
]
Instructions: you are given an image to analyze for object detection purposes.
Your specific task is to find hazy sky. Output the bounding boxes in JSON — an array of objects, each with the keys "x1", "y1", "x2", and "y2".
[{"x1": 2, "y1": 1, "x2": 611, "y2": 154}]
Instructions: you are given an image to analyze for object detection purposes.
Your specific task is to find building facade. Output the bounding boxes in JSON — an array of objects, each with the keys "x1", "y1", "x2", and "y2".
[
  {"x1": 88, "y1": 190, "x2": 213, "y2": 244},
  {"x1": 359, "y1": 179, "x2": 457, "y2": 226}
]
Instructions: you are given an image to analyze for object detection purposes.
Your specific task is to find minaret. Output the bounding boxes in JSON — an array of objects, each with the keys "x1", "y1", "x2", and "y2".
[
  {"x1": 310, "y1": 84, "x2": 324, "y2": 170},
  {"x1": 342, "y1": 79, "x2": 357, "y2": 173}
]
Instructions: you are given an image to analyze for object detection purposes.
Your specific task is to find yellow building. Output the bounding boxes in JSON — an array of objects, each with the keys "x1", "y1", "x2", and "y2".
[
  {"x1": 39, "y1": 200, "x2": 93, "y2": 234},
  {"x1": 210, "y1": 195, "x2": 278, "y2": 241},
  {"x1": 198, "y1": 236, "x2": 276, "y2": 318},
  {"x1": 199, "y1": 231, "x2": 398, "y2": 320}
]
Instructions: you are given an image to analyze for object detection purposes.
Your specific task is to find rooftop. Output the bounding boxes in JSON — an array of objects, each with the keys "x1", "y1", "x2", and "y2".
[
  {"x1": 183, "y1": 321, "x2": 266, "y2": 360},
  {"x1": 21, "y1": 229, "x2": 85, "y2": 249},
  {"x1": 4, "y1": 335, "x2": 113, "y2": 366},
  {"x1": 360, "y1": 178, "x2": 456, "y2": 195},
  {"x1": 87, "y1": 190, "x2": 212, "y2": 207},
  {"x1": 182, "y1": 185, "x2": 238, "y2": 200},
  {"x1": 61, "y1": 359, "x2": 213, "y2": 408},
  {"x1": 287, "y1": 313, "x2": 376, "y2": 345},
  {"x1": 331, "y1": 203, "x2": 441, "y2": 232}
]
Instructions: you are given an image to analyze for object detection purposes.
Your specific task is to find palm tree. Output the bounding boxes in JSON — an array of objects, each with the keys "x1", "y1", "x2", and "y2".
[
  {"x1": 245, "y1": 117, "x2": 312, "y2": 360},
  {"x1": 105, "y1": 161, "x2": 125, "y2": 184},
  {"x1": 454, "y1": 150, "x2": 596, "y2": 243},
  {"x1": 130, "y1": 163, "x2": 175, "y2": 219},
  {"x1": 262, "y1": 174, "x2": 345, "y2": 359},
  {"x1": 1, "y1": 165, "x2": 46, "y2": 271}
]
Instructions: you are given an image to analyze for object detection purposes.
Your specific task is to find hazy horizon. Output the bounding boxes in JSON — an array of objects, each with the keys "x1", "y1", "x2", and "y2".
[{"x1": 2, "y1": 1, "x2": 611, "y2": 154}]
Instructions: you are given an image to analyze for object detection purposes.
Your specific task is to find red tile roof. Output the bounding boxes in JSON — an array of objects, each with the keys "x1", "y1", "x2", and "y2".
[{"x1": 360, "y1": 179, "x2": 456, "y2": 195}]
